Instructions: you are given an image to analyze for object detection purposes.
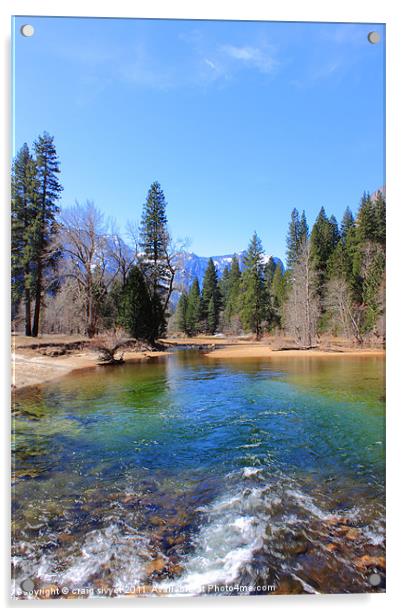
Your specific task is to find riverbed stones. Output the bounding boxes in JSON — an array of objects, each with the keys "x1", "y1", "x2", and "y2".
[
  {"x1": 58, "y1": 532, "x2": 75, "y2": 544},
  {"x1": 146, "y1": 557, "x2": 167, "y2": 576},
  {"x1": 325, "y1": 516, "x2": 352, "y2": 527},
  {"x1": 344, "y1": 528, "x2": 361, "y2": 541},
  {"x1": 149, "y1": 515, "x2": 168, "y2": 527},
  {"x1": 166, "y1": 533, "x2": 186, "y2": 547},
  {"x1": 323, "y1": 542, "x2": 340, "y2": 553},
  {"x1": 272, "y1": 577, "x2": 304, "y2": 594},
  {"x1": 355, "y1": 555, "x2": 385, "y2": 571},
  {"x1": 287, "y1": 540, "x2": 310, "y2": 556},
  {"x1": 122, "y1": 494, "x2": 139, "y2": 504},
  {"x1": 167, "y1": 563, "x2": 184, "y2": 576}
]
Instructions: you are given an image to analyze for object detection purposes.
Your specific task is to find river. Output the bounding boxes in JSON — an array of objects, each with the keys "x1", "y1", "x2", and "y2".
[{"x1": 11, "y1": 352, "x2": 385, "y2": 598}]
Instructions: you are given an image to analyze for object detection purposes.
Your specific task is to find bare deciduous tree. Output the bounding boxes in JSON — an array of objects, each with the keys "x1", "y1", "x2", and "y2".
[
  {"x1": 126, "y1": 219, "x2": 141, "y2": 263},
  {"x1": 324, "y1": 277, "x2": 363, "y2": 344},
  {"x1": 284, "y1": 239, "x2": 319, "y2": 348},
  {"x1": 59, "y1": 201, "x2": 110, "y2": 338},
  {"x1": 41, "y1": 278, "x2": 86, "y2": 334},
  {"x1": 161, "y1": 230, "x2": 178, "y2": 314},
  {"x1": 107, "y1": 221, "x2": 136, "y2": 286}
]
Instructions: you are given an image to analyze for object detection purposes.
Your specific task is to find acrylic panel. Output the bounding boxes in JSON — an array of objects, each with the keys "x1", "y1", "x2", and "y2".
[{"x1": 11, "y1": 16, "x2": 385, "y2": 599}]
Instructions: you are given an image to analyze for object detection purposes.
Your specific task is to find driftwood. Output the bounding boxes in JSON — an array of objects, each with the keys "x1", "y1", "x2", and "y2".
[
  {"x1": 90, "y1": 335, "x2": 133, "y2": 365},
  {"x1": 272, "y1": 345, "x2": 319, "y2": 352},
  {"x1": 95, "y1": 347, "x2": 127, "y2": 365},
  {"x1": 90, "y1": 331, "x2": 162, "y2": 365}
]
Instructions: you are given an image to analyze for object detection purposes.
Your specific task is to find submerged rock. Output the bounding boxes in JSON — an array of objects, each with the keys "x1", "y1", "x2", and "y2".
[
  {"x1": 58, "y1": 532, "x2": 75, "y2": 545},
  {"x1": 325, "y1": 516, "x2": 352, "y2": 527},
  {"x1": 166, "y1": 534, "x2": 186, "y2": 547},
  {"x1": 167, "y1": 563, "x2": 184, "y2": 576},
  {"x1": 344, "y1": 528, "x2": 361, "y2": 541},
  {"x1": 146, "y1": 557, "x2": 167, "y2": 576},
  {"x1": 323, "y1": 542, "x2": 340, "y2": 553}
]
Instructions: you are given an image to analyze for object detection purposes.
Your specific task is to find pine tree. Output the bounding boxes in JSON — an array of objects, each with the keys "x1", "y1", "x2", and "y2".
[
  {"x1": 328, "y1": 214, "x2": 357, "y2": 304},
  {"x1": 207, "y1": 297, "x2": 217, "y2": 334},
  {"x1": 271, "y1": 262, "x2": 286, "y2": 327},
  {"x1": 11, "y1": 143, "x2": 38, "y2": 334},
  {"x1": 218, "y1": 265, "x2": 231, "y2": 312},
  {"x1": 329, "y1": 215, "x2": 340, "y2": 245},
  {"x1": 300, "y1": 210, "x2": 309, "y2": 245},
  {"x1": 118, "y1": 266, "x2": 153, "y2": 339},
  {"x1": 326, "y1": 192, "x2": 386, "y2": 341},
  {"x1": 310, "y1": 207, "x2": 339, "y2": 296},
  {"x1": 352, "y1": 192, "x2": 384, "y2": 305},
  {"x1": 240, "y1": 233, "x2": 266, "y2": 338},
  {"x1": 340, "y1": 207, "x2": 354, "y2": 241},
  {"x1": 286, "y1": 208, "x2": 309, "y2": 269},
  {"x1": 31, "y1": 132, "x2": 63, "y2": 336},
  {"x1": 286, "y1": 208, "x2": 301, "y2": 269},
  {"x1": 356, "y1": 192, "x2": 377, "y2": 243},
  {"x1": 201, "y1": 258, "x2": 221, "y2": 334},
  {"x1": 343, "y1": 223, "x2": 360, "y2": 295},
  {"x1": 264, "y1": 257, "x2": 277, "y2": 330},
  {"x1": 186, "y1": 278, "x2": 202, "y2": 336},
  {"x1": 362, "y1": 251, "x2": 386, "y2": 332},
  {"x1": 139, "y1": 181, "x2": 174, "y2": 339},
  {"x1": 327, "y1": 240, "x2": 348, "y2": 280},
  {"x1": 353, "y1": 191, "x2": 386, "y2": 333},
  {"x1": 264, "y1": 257, "x2": 276, "y2": 291},
  {"x1": 373, "y1": 192, "x2": 386, "y2": 247},
  {"x1": 223, "y1": 256, "x2": 241, "y2": 330},
  {"x1": 176, "y1": 291, "x2": 189, "y2": 334}
]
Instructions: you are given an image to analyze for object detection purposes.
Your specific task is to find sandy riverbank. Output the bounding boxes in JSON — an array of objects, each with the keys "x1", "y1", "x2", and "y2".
[
  {"x1": 204, "y1": 345, "x2": 385, "y2": 359},
  {"x1": 12, "y1": 346, "x2": 169, "y2": 391},
  {"x1": 11, "y1": 334, "x2": 384, "y2": 392},
  {"x1": 164, "y1": 335, "x2": 385, "y2": 359}
]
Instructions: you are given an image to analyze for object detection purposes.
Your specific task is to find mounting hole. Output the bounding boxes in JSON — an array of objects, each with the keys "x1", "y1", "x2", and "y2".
[
  {"x1": 20, "y1": 578, "x2": 35, "y2": 592},
  {"x1": 368, "y1": 573, "x2": 382, "y2": 586},
  {"x1": 368, "y1": 31, "x2": 380, "y2": 44},
  {"x1": 21, "y1": 24, "x2": 35, "y2": 37}
]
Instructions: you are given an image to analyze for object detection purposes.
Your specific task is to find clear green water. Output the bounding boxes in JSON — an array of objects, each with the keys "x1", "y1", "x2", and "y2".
[{"x1": 12, "y1": 352, "x2": 385, "y2": 597}]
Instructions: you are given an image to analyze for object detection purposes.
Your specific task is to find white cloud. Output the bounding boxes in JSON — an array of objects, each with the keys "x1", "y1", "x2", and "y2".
[
  {"x1": 221, "y1": 44, "x2": 278, "y2": 74},
  {"x1": 204, "y1": 58, "x2": 218, "y2": 71},
  {"x1": 57, "y1": 28, "x2": 280, "y2": 95},
  {"x1": 310, "y1": 59, "x2": 342, "y2": 81}
]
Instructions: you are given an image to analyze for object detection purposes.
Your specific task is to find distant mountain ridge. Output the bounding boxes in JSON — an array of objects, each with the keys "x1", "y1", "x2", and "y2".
[{"x1": 171, "y1": 250, "x2": 284, "y2": 307}]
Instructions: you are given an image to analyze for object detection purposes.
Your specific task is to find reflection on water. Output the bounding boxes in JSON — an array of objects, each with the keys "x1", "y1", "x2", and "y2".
[{"x1": 12, "y1": 352, "x2": 385, "y2": 597}]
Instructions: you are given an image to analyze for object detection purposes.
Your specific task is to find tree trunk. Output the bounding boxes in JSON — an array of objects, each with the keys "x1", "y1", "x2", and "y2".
[
  {"x1": 24, "y1": 285, "x2": 32, "y2": 336},
  {"x1": 22, "y1": 193, "x2": 32, "y2": 336},
  {"x1": 32, "y1": 168, "x2": 47, "y2": 338},
  {"x1": 32, "y1": 262, "x2": 42, "y2": 337},
  {"x1": 86, "y1": 287, "x2": 96, "y2": 338}
]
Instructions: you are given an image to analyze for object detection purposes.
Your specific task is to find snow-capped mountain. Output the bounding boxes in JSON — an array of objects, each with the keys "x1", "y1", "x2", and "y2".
[{"x1": 170, "y1": 251, "x2": 283, "y2": 307}]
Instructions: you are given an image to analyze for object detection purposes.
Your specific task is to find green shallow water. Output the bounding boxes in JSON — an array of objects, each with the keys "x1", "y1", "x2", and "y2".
[{"x1": 12, "y1": 352, "x2": 385, "y2": 597}]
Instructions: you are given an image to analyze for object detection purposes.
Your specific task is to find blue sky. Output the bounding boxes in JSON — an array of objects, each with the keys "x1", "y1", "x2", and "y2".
[{"x1": 12, "y1": 17, "x2": 385, "y2": 262}]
